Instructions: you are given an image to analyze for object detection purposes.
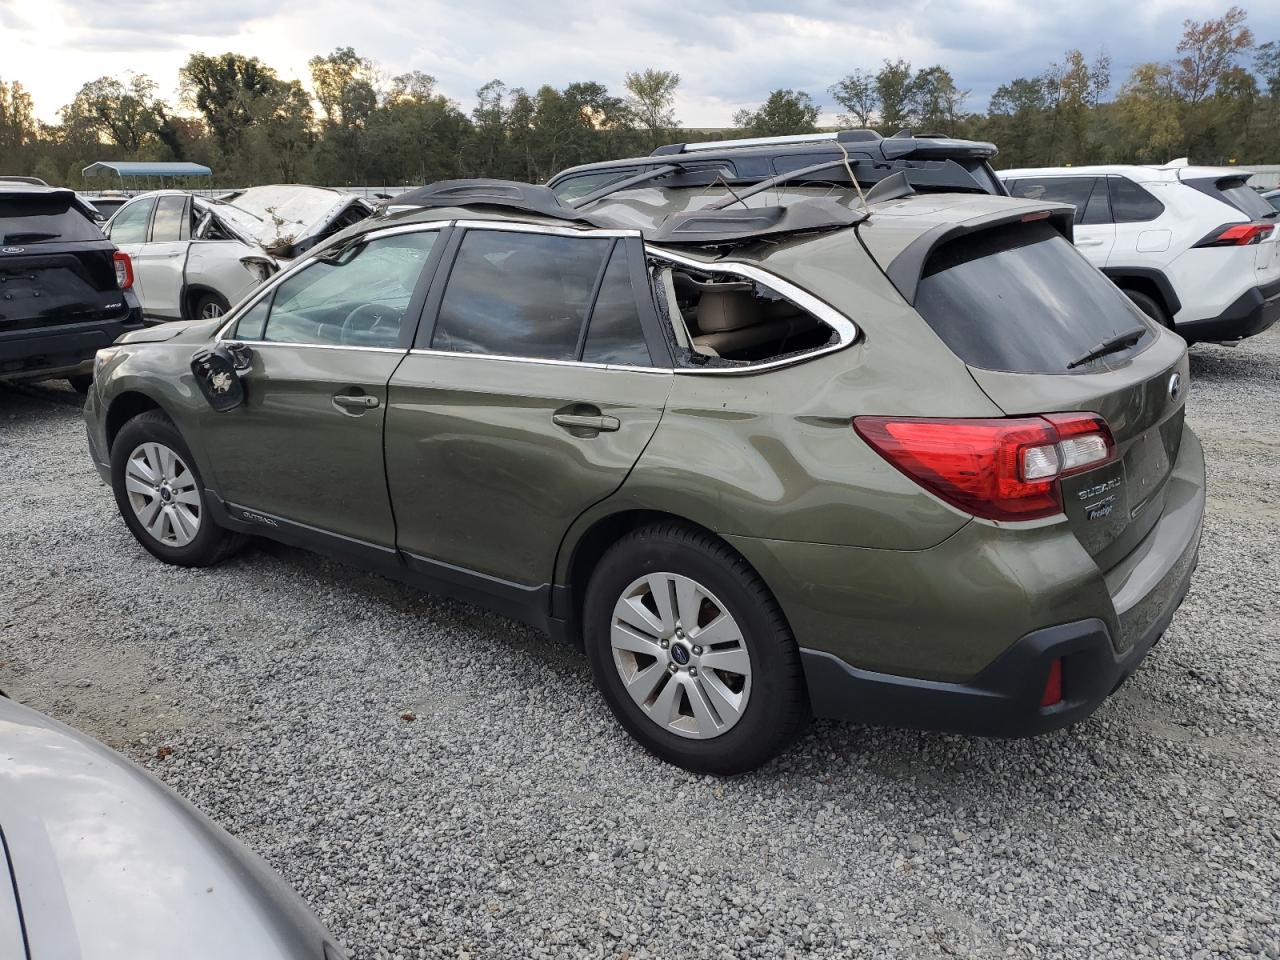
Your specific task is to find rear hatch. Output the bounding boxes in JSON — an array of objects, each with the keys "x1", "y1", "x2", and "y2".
[
  {"x1": 890, "y1": 217, "x2": 1190, "y2": 571},
  {"x1": 1182, "y1": 172, "x2": 1280, "y2": 278},
  {"x1": 0, "y1": 189, "x2": 130, "y2": 334}
]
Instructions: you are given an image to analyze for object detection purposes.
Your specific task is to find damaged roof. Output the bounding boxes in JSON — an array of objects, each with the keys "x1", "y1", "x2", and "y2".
[{"x1": 209, "y1": 185, "x2": 373, "y2": 257}]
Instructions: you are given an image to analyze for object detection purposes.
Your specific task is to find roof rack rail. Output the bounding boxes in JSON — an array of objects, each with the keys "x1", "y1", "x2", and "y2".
[{"x1": 651, "y1": 129, "x2": 883, "y2": 156}]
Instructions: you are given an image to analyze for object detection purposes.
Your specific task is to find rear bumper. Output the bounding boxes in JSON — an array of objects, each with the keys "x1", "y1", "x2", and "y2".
[
  {"x1": 0, "y1": 309, "x2": 144, "y2": 380},
  {"x1": 797, "y1": 427, "x2": 1205, "y2": 737},
  {"x1": 1177, "y1": 277, "x2": 1280, "y2": 342}
]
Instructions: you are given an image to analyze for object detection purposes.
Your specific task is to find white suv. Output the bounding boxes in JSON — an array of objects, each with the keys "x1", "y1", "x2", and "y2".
[{"x1": 999, "y1": 162, "x2": 1280, "y2": 343}]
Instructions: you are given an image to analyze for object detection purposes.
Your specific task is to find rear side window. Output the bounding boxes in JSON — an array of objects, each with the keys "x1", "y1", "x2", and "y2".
[
  {"x1": 108, "y1": 198, "x2": 155, "y2": 244},
  {"x1": 1108, "y1": 178, "x2": 1164, "y2": 222},
  {"x1": 432, "y1": 230, "x2": 611, "y2": 360},
  {"x1": 915, "y1": 222, "x2": 1152, "y2": 374},
  {"x1": 0, "y1": 194, "x2": 104, "y2": 244}
]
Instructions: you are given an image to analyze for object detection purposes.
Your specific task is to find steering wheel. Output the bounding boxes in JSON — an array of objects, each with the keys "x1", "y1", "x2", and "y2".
[{"x1": 340, "y1": 302, "x2": 401, "y2": 346}]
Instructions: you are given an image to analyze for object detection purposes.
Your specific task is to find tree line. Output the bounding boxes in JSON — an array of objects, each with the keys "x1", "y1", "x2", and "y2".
[{"x1": 0, "y1": 6, "x2": 1275, "y2": 191}]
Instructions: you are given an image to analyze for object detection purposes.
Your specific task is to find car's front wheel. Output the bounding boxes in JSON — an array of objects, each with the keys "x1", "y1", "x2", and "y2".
[
  {"x1": 109, "y1": 410, "x2": 244, "y2": 567},
  {"x1": 584, "y1": 523, "x2": 810, "y2": 774}
]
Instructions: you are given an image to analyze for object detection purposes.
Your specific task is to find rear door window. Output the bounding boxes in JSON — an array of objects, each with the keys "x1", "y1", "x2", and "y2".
[
  {"x1": 914, "y1": 222, "x2": 1152, "y2": 374},
  {"x1": 0, "y1": 193, "x2": 104, "y2": 244},
  {"x1": 581, "y1": 243, "x2": 650, "y2": 366},
  {"x1": 1007, "y1": 177, "x2": 1107, "y2": 223},
  {"x1": 150, "y1": 195, "x2": 189, "y2": 242},
  {"x1": 431, "y1": 229, "x2": 611, "y2": 360}
]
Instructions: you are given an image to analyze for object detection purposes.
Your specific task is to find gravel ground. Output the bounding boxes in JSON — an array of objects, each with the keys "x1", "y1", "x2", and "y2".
[{"x1": 2, "y1": 329, "x2": 1279, "y2": 960}]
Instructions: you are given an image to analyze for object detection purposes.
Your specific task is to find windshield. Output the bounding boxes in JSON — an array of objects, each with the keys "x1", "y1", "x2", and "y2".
[
  {"x1": 0, "y1": 195, "x2": 104, "y2": 244},
  {"x1": 915, "y1": 221, "x2": 1153, "y2": 374}
]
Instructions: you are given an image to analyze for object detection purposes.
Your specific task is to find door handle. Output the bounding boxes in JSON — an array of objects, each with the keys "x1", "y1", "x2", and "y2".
[
  {"x1": 333, "y1": 393, "x2": 380, "y2": 410},
  {"x1": 553, "y1": 412, "x2": 620, "y2": 432},
  {"x1": 1076, "y1": 238, "x2": 1105, "y2": 247}
]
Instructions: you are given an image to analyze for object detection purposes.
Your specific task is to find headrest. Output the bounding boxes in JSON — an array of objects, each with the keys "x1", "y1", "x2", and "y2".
[{"x1": 697, "y1": 289, "x2": 762, "y2": 333}]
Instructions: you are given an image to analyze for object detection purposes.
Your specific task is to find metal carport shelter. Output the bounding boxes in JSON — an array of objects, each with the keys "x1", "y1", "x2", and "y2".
[{"x1": 81, "y1": 161, "x2": 213, "y2": 191}]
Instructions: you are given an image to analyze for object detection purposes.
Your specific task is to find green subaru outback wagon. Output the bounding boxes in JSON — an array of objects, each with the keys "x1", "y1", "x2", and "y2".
[{"x1": 85, "y1": 164, "x2": 1204, "y2": 773}]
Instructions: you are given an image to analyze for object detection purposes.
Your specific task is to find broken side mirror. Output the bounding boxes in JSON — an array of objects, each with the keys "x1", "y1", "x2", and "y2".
[{"x1": 190, "y1": 342, "x2": 250, "y2": 412}]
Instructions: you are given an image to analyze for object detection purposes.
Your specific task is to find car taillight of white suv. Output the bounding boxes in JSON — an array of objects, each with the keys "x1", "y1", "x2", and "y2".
[{"x1": 999, "y1": 161, "x2": 1280, "y2": 344}]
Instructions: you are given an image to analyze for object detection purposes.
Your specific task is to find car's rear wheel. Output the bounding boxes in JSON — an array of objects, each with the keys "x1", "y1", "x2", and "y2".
[
  {"x1": 109, "y1": 410, "x2": 244, "y2": 567},
  {"x1": 1124, "y1": 290, "x2": 1171, "y2": 329},
  {"x1": 583, "y1": 522, "x2": 809, "y2": 774},
  {"x1": 194, "y1": 292, "x2": 231, "y2": 321}
]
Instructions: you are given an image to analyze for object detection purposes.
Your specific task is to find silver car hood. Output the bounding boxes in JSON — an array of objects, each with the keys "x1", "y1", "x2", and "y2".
[
  {"x1": 208, "y1": 185, "x2": 370, "y2": 257},
  {"x1": 0, "y1": 697, "x2": 338, "y2": 960}
]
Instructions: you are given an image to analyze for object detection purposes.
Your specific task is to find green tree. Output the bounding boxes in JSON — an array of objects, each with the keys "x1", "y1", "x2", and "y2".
[
  {"x1": 733, "y1": 89, "x2": 820, "y2": 136},
  {"x1": 830, "y1": 69, "x2": 877, "y2": 128},
  {"x1": 875, "y1": 59, "x2": 917, "y2": 132},
  {"x1": 911, "y1": 66, "x2": 967, "y2": 134},
  {"x1": 59, "y1": 75, "x2": 165, "y2": 153},
  {"x1": 1114, "y1": 63, "x2": 1182, "y2": 161},
  {"x1": 180, "y1": 53, "x2": 281, "y2": 156},
  {"x1": 625, "y1": 69, "x2": 680, "y2": 147}
]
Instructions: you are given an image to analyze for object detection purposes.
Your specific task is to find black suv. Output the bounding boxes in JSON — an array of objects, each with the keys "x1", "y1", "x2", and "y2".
[
  {"x1": 0, "y1": 182, "x2": 144, "y2": 391},
  {"x1": 547, "y1": 130, "x2": 1007, "y2": 203}
]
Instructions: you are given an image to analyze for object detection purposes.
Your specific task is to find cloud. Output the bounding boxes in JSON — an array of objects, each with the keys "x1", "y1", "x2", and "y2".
[{"x1": 4, "y1": 0, "x2": 1278, "y2": 124}]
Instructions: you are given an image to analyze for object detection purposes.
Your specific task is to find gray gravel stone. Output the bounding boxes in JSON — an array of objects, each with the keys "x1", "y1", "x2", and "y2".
[{"x1": 2, "y1": 329, "x2": 1279, "y2": 959}]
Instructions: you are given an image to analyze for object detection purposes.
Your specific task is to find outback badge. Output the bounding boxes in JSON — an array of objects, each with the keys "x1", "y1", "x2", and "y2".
[{"x1": 190, "y1": 344, "x2": 247, "y2": 412}]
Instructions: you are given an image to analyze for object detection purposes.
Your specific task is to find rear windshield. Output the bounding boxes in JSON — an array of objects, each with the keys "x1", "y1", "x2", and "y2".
[
  {"x1": 915, "y1": 221, "x2": 1152, "y2": 374},
  {"x1": 1212, "y1": 178, "x2": 1276, "y2": 219},
  {"x1": 0, "y1": 194, "x2": 104, "y2": 244}
]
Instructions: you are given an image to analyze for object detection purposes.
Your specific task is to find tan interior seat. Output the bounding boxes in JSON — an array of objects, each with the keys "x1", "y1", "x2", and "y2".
[{"x1": 692, "y1": 288, "x2": 794, "y2": 357}]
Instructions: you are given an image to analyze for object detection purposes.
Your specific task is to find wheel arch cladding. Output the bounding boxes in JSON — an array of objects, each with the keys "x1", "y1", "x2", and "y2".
[
  {"x1": 558, "y1": 509, "x2": 789, "y2": 646},
  {"x1": 105, "y1": 390, "x2": 166, "y2": 452}
]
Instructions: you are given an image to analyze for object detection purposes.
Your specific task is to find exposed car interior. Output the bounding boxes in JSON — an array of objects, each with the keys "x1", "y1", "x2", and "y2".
[{"x1": 655, "y1": 263, "x2": 836, "y2": 363}]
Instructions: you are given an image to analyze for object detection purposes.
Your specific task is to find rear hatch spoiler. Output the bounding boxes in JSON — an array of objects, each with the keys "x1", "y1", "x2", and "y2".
[{"x1": 866, "y1": 201, "x2": 1076, "y2": 304}]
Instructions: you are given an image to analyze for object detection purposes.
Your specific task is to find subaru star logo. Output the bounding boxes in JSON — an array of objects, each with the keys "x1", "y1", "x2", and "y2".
[
  {"x1": 1168, "y1": 372, "x2": 1183, "y2": 402},
  {"x1": 1, "y1": 246, "x2": 25, "y2": 254}
]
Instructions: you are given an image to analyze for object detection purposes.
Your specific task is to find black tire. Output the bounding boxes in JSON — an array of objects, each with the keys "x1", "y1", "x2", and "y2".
[
  {"x1": 1124, "y1": 290, "x2": 1171, "y2": 329},
  {"x1": 109, "y1": 409, "x2": 245, "y2": 567},
  {"x1": 67, "y1": 374, "x2": 93, "y2": 394},
  {"x1": 193, "y1": 292, "x2": 231, "y2": 321},
  {"x1": 583, "y1": 522, "x2": 810, "y2": 774}
]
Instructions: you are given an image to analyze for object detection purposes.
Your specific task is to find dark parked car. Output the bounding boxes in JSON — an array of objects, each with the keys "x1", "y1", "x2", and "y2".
[
  {"x1": 85, "y1": 176, "x2": 1204, "y2": 773},
  {"x1": 546, "y1": 129, "x2": 1009, "y2": 203},
  {"x1": 1, "y1": 182, "x2": 144, "y2": 390}
]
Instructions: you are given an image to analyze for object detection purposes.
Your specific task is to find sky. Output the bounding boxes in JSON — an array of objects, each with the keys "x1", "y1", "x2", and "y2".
[{"x1": 1, "y1": 0, "x2": 1277, "y2": 126}]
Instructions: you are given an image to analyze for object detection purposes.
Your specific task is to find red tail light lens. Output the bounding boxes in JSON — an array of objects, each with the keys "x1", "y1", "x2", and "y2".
[
  {"x1": 1194, "y1": 222, "x2": 1275, "y2": 247},
  {"x1": 113, "y1": 250, "x2": 134, "y2": 289},
  {"x1": 853, "y1": 413, "x2": 1115, "y2": 522}
]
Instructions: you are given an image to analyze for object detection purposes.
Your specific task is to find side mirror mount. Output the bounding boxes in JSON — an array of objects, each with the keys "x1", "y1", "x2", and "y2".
[{"x1": 190, "y1": 343, "x2": 249, "y2": 412}]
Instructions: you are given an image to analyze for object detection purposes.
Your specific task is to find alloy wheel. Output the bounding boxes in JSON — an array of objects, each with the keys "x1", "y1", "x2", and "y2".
[
  {"x1": 200, "y1": 301, "x2": 225, "y2": 319},
  {"x1": 610, "y1": 572, "x2": 752, "y2": 740},
  {"x1": 124, "y1": 442, "x2": 201, "y2": 547}
]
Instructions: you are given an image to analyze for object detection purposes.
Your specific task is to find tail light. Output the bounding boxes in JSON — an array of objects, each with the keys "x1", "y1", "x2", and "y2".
[
  {"x1": 113, "y1": 250, "x2": 134, "y2": 289},
  {"x1": 1194, "y1": 222, "x2": 1275, "y2": 247},
  {"x1": 853, "y1": 412, "x2": 1115, "y2": 522}
]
